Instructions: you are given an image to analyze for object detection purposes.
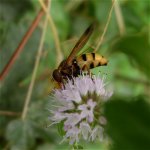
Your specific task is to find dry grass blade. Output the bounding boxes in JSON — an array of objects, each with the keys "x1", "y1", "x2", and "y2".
[
  {"x1": 95, "y1": 0, "x2": 115, "y2": 52},
  {"x1": 21, "y1": 1, "x2": 50, "y2": 120},
  {"x1": 39, "y1": 0, "x2": 63, "y2": 66},
  {"x1": 0, "y1": 110, "x2": 21, "y2": 117},
  {"x1": 114, "y1": 0, "x2": 126, "y2": 35}
]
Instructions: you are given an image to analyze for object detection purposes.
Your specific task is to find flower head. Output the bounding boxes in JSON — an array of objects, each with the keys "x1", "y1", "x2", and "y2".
[{"x1": 50, "y1": 74, "x2": 113, "y2": 145}]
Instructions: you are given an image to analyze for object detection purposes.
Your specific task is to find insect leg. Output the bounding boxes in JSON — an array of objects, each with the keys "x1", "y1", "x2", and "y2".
[{"x1": 82, "y1": 64, "x2": 92, "y2": 77}]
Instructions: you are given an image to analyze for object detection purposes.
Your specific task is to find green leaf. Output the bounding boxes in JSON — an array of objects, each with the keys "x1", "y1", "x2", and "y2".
[
  {"x1": 6, "y1": 119, "x2": 35, "y2": 150},
  {"x1": 0, "y1": 0, "x2": 33, "y2": 22},
  {"x1": 111, "y1": 31, "x2": 150, "y2": 77},
  {"x1": 105, "y1": 96, "x2": 150, "y2": 150},
  {"x1": 92, "y1": 0, "x2": 111, "y2": 22},
  {"x1": 32, "y1": 122, "x2": 56, "y2": 143},
  {"x1": 57, "y1": 121, "x2": 65, "y2": 136},
  {"x1": 73, "y1": 144, "x2": 84, "y2": 149},
  {"x1": 50, "y1": 0, "x2": 70, "y2": 40},
  {"x1": 92, "y1": 0, "x2": 118, "y2": 40},
  {"x1": 36, "y1": 143, "x2": 54, "y2": 150},
  {"x1": 121, "y1": 0, "x2": 148, "y2": 31}
]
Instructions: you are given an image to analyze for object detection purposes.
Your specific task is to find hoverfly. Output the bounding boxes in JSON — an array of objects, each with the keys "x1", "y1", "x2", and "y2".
[{"x1": 53, "y1": 24, "x2": 108, "y2": 83}]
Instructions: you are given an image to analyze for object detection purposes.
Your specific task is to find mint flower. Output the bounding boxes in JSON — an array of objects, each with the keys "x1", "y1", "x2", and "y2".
[{"x1": 50, "y1": 75, "x2": 113, "y2": 145}]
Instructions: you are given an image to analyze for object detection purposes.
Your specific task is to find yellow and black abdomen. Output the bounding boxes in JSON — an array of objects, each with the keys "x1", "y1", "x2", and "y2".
[{"x1": 75, "y1": 53, "x2": 108, "y2": 71}]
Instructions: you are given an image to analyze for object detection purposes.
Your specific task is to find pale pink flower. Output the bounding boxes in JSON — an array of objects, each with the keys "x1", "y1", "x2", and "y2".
[
  {"x1": 50, "y1": 74, "x2": 113, "y2": 145},
  {"x1": 78, "y1": 99, "x2": 96, "y2": 123},
  {"x1": 65, "y1": 126, "x2": 80, "y2": 145},
  {"x1": 80, "y1": 122, "x2": 91, "y2": 140},
  {"x1": 90, "y1": 126, "x2": 104, "y2": 141}
]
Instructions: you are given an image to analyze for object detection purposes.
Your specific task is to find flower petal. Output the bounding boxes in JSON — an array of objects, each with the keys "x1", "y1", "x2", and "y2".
[
  {"x1": 90, "y1": 126, "x2": 104, "y2": 141},
  {"x1": 64, "y1": 113, "x2": 81, "y2": 127},
  {"x1": 80, "y1": 122, "x2": 91, "y2": 140}
]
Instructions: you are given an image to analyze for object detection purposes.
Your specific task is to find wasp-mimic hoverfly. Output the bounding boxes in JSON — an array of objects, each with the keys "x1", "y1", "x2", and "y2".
[{"x1": 53, "y1": 24, "x2": 108, "y2": 83}]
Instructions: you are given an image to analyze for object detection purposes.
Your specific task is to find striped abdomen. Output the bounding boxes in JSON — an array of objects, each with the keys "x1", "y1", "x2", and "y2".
[{"x1": 74, "y1": 53, "x2": 108, "y2": 71}]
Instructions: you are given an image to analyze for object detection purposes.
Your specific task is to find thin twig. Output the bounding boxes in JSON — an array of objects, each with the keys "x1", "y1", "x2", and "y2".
[
  {"x1": 0, "y1": 4, "x2": 46, "y2": 81},
  {"x1": 21, "y1": 1, "x2": 50, "y2": 120},
  {"x1": 0, "y1": 110, "x2": 21, "y2": 117},
  {"x1": 95, "y1": 0, "x2": 115, "y2": 52},
  {"x1": 38, "y1": 0, "x2": 63, "y2": 66},
  {"x1": 114, "y1": 0, "x2": 126, "y2": 35}
]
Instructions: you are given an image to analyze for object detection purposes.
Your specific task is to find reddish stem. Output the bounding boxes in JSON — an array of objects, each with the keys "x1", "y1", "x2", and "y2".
[
  {"x1": 0, "y1": 110, "x2": 21, "y2": 117},
  {"x1": 0, "y1": 6, "x2": 45, "y2": 81}
]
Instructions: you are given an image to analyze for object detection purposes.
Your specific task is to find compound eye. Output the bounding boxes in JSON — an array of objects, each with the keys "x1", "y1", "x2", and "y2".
[{"x1": 52, "y1": 69, "x2": 62, "y2": 82}]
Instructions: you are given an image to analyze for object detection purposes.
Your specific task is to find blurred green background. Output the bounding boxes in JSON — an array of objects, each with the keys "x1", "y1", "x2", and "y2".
[{"x1": 0, "y1": 0, "x2": 150, "y2": 149}]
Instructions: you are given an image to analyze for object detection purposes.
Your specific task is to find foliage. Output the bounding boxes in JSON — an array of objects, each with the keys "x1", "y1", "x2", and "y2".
[
  {"x1": 0, "y1": 0, "x2": 150, "y2": 149},
  {"x1": 105, "y1": 96, "x2": 150, "y2": 150}
]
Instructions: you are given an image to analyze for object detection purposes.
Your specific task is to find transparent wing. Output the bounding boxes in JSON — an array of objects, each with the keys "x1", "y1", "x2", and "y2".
[
  {"x1": 66, "y1": 23, "x2": 95, "y2": 65},
  {"x1": 77, "y1": 46, "x2": 95, "y2": 56},
  {"x1": 61, "y1": 37, "x2": 78, "y2": 58}
]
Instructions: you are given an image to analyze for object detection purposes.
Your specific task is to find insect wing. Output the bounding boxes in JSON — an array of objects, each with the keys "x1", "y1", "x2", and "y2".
[
  {"x1": 77, "y1": 46, "x2": 95, "y2": 57},
  {"x1": 66, "y1": 23, "x2": 95, "y2": 65}
]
